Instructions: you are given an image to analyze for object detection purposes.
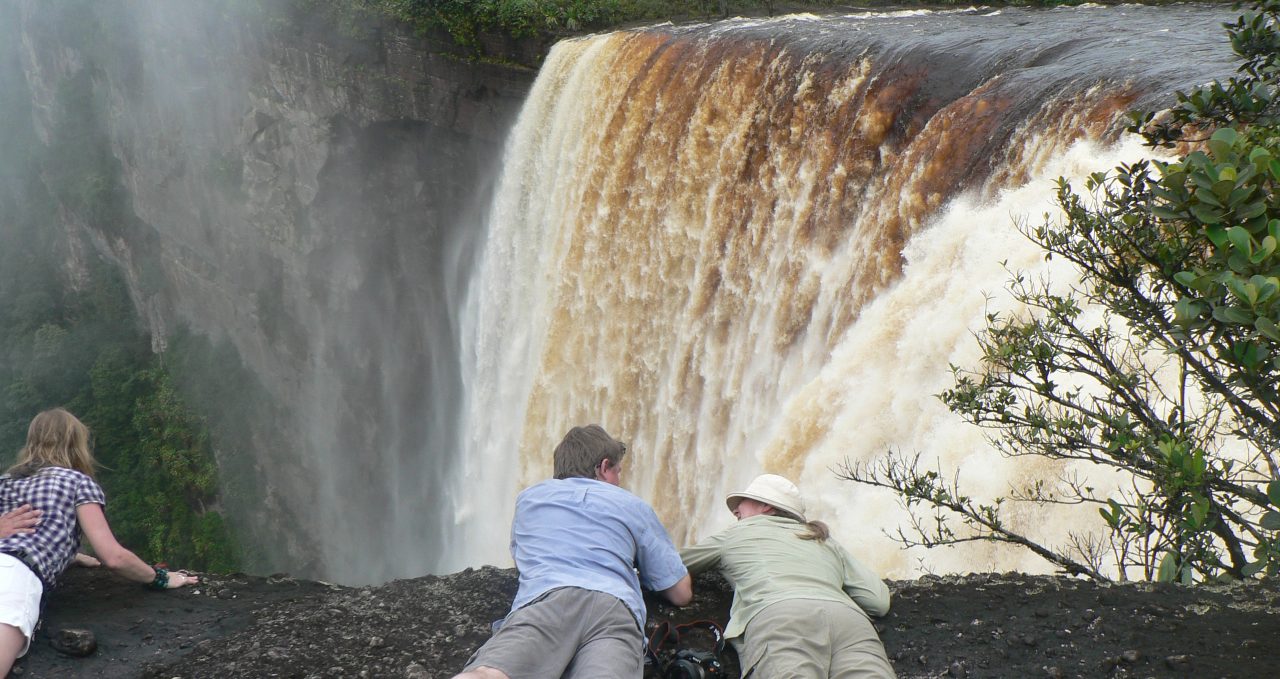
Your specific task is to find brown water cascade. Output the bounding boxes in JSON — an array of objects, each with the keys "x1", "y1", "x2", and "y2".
[{"x1": 450, "y1": 6, "x2": 1240, "y2": 578}]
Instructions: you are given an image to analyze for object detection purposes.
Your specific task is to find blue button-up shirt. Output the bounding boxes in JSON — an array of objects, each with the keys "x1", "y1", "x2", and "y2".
[{"x1": 508, "y1": 477, "x2": 687, "y2": 628}]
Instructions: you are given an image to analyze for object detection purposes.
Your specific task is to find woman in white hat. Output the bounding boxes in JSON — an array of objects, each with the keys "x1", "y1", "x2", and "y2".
[{"x1": 680, "y1": 474, "x2": 895, "y2": 678}]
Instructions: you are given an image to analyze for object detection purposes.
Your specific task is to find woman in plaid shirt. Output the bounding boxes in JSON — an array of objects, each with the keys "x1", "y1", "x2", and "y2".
[{"x1": 0, "y1": 408, "x2": 200, "y2": 674}]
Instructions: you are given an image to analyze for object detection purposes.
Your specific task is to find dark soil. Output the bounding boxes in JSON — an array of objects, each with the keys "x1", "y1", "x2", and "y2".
[{"x1": 11, "y1": 567, "x2": 1279, "y2": 678}]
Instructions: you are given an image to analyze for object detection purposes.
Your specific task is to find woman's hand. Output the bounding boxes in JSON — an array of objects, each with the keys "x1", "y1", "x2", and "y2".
[
  {"x1": 73, "y1": 552, "x2": 102, "y2": 567},
  {"x1": 167, "y1": 570, "x2": 200, "y2": 588}
]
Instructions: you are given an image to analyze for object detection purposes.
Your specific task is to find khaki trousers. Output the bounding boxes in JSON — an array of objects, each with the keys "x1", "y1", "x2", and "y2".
[{"x1": 738, "y1": 599, "x2": 895, "y2": 679}]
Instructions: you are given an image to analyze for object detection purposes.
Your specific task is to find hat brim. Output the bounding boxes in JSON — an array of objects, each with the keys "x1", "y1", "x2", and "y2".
[{"x1": 725, "y1": 492, "x2": 804, "y2": 521}]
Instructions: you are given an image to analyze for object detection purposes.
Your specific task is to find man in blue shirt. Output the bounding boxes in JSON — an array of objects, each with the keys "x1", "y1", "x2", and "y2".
[{"x1": 453, "y1": 424, "x2": 692, "y2": 679}]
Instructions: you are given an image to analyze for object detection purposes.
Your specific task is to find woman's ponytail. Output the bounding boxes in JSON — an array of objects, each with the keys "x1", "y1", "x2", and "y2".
[{"x1": 798, "y1": 519, "x2": 830, "y2": 542}]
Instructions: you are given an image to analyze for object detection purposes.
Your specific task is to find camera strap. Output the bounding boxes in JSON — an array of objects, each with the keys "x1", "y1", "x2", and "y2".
[{"x1": 645, "y1": 618, "x2": 727, "y2": 666}]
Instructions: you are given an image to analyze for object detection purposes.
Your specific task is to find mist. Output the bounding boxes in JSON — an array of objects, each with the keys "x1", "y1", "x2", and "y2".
[
  {"x1": 1, "y1": 0, "x2": 523, "y2": 582},
  {"x1": 0, "y1": 1, "x2": 1243, "y2": 583}
]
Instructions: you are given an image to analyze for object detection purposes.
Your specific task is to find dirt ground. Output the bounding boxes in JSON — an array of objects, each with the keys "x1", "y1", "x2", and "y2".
[{"x1": 11, "y1": 567, "x2": 1279, "y2": 678}]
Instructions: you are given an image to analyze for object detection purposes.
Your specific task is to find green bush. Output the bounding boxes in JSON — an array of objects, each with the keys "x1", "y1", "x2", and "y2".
[
  {"x1": 0, "y1": 10, "x2": 239, "y2": 572},
  {"x1": 287, "y1": 0, "x2": 857, "y2": 55},
  {"x1": 842, "y1": 0, "x2": 1280, "y2": 582}
]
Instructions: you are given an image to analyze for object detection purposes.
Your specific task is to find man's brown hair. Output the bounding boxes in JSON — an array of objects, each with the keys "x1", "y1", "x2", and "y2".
[{"x1": 553, "y1": 424, "x2": 627, "y2": 480}]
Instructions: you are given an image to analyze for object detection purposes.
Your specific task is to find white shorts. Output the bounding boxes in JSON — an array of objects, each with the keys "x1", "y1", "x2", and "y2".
[{"x1": 0, "y1": 553, "x2": 43, "y2": 657}]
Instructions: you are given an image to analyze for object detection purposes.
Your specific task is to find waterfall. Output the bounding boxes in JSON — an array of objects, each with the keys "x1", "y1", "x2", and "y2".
[{"x1": 449, "y1": 6, "x2": 1239, "y2": 577}]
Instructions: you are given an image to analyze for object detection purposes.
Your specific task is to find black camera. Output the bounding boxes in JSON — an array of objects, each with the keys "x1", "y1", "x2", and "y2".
[{"x1": 663, "y1": 649, "x2": 724, "y2": 679}]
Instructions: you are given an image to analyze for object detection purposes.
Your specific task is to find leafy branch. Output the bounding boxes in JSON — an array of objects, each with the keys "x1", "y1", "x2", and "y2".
[{"x1": 843, "y1": 0, "x2": 1280, "y2": 582}]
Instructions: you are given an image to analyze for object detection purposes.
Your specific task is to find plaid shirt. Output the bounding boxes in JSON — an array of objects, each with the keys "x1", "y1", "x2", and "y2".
[{"x1": 0, "y1": 466, "x2": 106, "y2": 586}]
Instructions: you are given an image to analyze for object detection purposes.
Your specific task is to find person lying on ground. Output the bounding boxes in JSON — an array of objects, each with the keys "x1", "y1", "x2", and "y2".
[
  {"x1": 681, "y1": 473, "x2": 895, "y2": 678},
  {"x1": 452, "y1": 424, "x2": 692, "y2": 679},
  {"x1": 0, "y1": 408, "x2": 200, "y2": 677}
]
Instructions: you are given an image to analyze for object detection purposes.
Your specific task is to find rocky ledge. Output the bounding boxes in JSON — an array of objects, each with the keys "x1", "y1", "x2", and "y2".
[{"x1": 13, "y1": 567, "x2": 1278, "y2": 678}]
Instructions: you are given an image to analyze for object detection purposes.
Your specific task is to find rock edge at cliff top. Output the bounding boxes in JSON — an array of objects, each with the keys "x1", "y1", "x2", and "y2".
[{"x1": 13, "y1": 567, "x2": 1278, "y2": 678}]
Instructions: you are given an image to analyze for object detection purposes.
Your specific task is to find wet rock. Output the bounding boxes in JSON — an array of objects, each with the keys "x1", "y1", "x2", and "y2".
[
  {"x1": 1043, "y1": 666, "x2": 1064, "y2": 678},
  {"x1": 49, "y1": 628, "x2": 97, "y2": 657},
  {"x1": 1121, "y1": 649, "x2": 1141, "y2": 663},
  {"x1": 948, "y1": 660, "x2": 966, "y2": 678},
  {"x1": 1165, "y1": 654, "x2": 1192, "y2": 671},
  {"x1": 405, "y1": 661, "x2": 429, "y2": 678}
]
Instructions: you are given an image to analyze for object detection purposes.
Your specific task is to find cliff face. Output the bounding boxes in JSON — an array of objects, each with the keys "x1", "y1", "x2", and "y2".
[{"x1": 12, "y1": 0, "x2": 540, "y2": 579}]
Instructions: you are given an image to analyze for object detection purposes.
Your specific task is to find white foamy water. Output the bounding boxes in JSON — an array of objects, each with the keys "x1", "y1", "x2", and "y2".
[
  {"x1": 444, "y1": 7, "x2": 1236, "y2": 578},
  {"x1": 781, "y1": 137, "x2": 1163, "y2": 577}
]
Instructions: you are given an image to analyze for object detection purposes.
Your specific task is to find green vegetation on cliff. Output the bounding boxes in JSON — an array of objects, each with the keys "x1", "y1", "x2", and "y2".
[
  {"x1": 0, "y1": 6, "x2": 239, "y2": 572},
  {"x1": 294, "y1": 1, "x2": 868, "y2": 54},
  {"x1": 287, "y1": 1, "x2": 1180, "y2": 62},
  {"x1": 844, "y1": 0, "x2": 1280, "y2": 582}
]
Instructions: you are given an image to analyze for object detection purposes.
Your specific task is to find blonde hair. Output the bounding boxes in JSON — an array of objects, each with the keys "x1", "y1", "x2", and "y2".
[
  {"x1": 761, "y1": 502, "x2": 830, "y2": 542},
  {"x1": 8, "y1": 408, "x2": 97, "y2": 479},
  {"x1": 797, "y1": 519, "x2": 830, "y2": 542}
]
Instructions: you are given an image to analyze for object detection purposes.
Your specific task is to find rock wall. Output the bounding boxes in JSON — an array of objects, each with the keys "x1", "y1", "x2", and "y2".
[{"x1": 12, "y1": 0, "x2": 540, "y2": 580}]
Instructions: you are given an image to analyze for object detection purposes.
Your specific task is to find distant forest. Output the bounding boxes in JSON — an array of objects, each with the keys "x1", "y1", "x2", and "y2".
[
  {"x1": 293, "y1": 1, "x2": 907, "y2": 53},
  {"x1": 0, "y1": 6, "x2": 241, "y2": 572}
]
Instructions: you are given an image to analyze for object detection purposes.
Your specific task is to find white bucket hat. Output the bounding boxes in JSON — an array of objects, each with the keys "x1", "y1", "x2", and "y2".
[{"x1": 726, "y1": 474, "x2": 806, "y2": 521}]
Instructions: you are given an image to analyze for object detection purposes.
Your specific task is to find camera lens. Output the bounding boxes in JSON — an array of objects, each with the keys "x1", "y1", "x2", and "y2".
[{"x1": 664, "y1": 659, "x2": 706, "y2": 679}]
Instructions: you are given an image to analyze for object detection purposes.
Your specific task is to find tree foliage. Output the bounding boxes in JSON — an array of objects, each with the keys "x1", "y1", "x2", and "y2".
[
  {"x1": 841, "y1": 0, "x2": 1280, "y2": 582},
  {"x1": 288, "y1": 0, "x2": 847, "y2": 54},
  {"x1": 0, "y1": 9, "x2": 239, "y2": 572}
]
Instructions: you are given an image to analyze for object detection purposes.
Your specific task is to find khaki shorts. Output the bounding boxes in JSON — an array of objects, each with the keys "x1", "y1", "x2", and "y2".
[
  {"x1": 0, "y1": 554, "x2": 43, "y2": 657},
  {"x1": 739, "y1": 598, "x2": 895, "y2": 679},
  {"x1": 463, "y1": 587, "x2": 643, "y2": 679}
]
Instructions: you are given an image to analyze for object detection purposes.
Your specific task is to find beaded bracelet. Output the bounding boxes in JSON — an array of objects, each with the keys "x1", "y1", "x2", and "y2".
[{"x1": 147, "y1": 566, "x2": 169, "y2": 590}]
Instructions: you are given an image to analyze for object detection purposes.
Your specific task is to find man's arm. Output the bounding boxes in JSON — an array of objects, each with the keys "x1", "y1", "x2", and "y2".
[
  {"x1": 658, "y1": 573, "x2": 693, "y2": 606},
  {"x1": 633, "y1": 503, "x2": 694, "y2": 606},
  {"x1": 0, "y1": 505, "x2": 40, "y2": 538}
]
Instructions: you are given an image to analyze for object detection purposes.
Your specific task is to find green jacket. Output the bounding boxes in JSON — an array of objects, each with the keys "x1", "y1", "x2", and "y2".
[{"x1": 680, "y1": 515, "x2": 890, "y2": 641}]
